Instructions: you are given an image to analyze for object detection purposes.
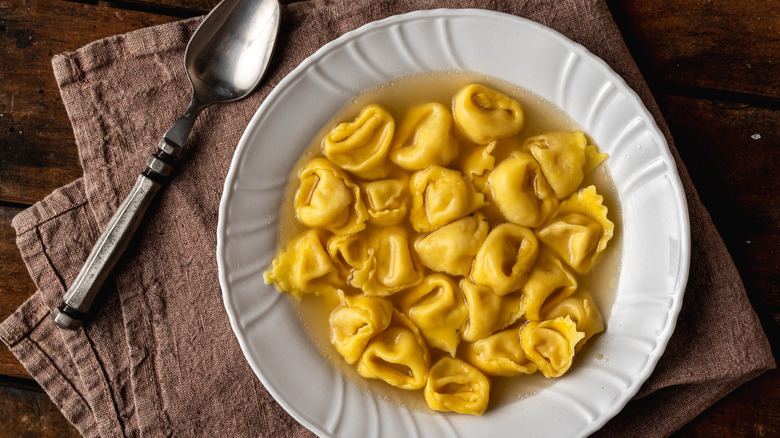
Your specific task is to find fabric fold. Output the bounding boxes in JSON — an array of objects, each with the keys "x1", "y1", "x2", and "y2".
[
  {"x1": 2, "y1": 0, "x2": 774, "y2": 437},
  {"x1": 0, "y1": 292, "x2": 100, "y2": 438},
  {"x1": 6, "y1": 178, "x2": 140, "y2": 438}
]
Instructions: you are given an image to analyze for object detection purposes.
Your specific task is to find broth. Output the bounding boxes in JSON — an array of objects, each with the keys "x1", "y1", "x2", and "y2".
[{"x1": 275, "y1": 70, "x2": 622, "y2": 409}]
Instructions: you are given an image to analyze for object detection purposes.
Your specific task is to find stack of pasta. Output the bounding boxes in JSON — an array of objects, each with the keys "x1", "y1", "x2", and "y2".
[{"x1": 264, "y1": 83, "x2": 615, "y2": 416}]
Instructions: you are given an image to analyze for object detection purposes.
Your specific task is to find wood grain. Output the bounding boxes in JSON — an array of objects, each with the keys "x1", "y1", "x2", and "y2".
[
  {"x1": 675, "y1": 370, "x2": 780, "y2": 437},
  {"x1": 0, "y1": 379, "x2": 80, "y2": 437},
  {"x1": 2, "y1": 91, "x2": 776, "y2": 432},
  {"x1": 0, "y1": 0, "x2": 178, "y2": 205},
  {"x1": 120, "y1": 0, "x2": 780, "y2": 100},
  {"x1": 103, "y1": 0, "x2": 299, "y2": 16},
  {"x1": 3, "y1": 0, "x2": 776, "y2": 205},
  {"x1": 606, "y1": 0, "x2": 780, "y2": 100},
  {"x1": 661, "y1": 95, "x2": 779, "y2": 438},
  {"x1": 659, "y1": 95, "x2": 780, "y2": 329},
  {"x1": 104, "y1": 0, "x2": 222, "y2": 15},
  {"x1": 0, "y1": 0, "x2": 777, "y2": 436}
]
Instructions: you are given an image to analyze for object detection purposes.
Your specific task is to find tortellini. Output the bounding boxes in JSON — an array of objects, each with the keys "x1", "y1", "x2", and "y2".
[
  {"x1": 330, "y1": 226, "x2": 423, "y2": 297},
  {"x1": 487, "y1": 152, "x2": 559, "y2": 228},
  {"x1": 524, "y1": 131, "x2": 588, "y2": 200},
  {"x1": 264, "y1": 229, "x2": 343, "y2": 300},
  {"x1": 357, "y1": 310, "x2": 430, "y2": 390},
  {"x1": 409, "y1": 166, "x2": 487, "y2": 233},
  {"x1": 522, "y1": 249, "x2": 578, "y2": 321},
  {"x1": 543, "y1": 289, "x2": 604, "y2": 351},
  {"x1": 329, "y1": 292, "x2": 394, "y2": 364},
  {"x1": 460, "y1": 280, "x2": 525, "y2": 342},
  {"x1": 294, "y1": 157, "x2": 368, "y2": 234},
  {"x1": 523, "y1": 131, "x2": 610, "y2": 184},
  {"x1": 413, "y1": 212, "x2": 489, "y2": 277},
  {"x1": 327, "y1": 230, "x2": 371, "y2": 279},
  {"x1": 361, "y1": 178, "x2": 409, "y2": 226},
  {"x1": 453, "y1": 84, "x2": 524, "y2": 143},
  {"x1": 471, "y1": 223, "x2": 539, "y2": 295},
  {"x1": 390, "y1": 102, "x2": 459, "y2": 170},
  {"x1": 396, "y1": 274, "x2": 468, "y2": 356},
  {"x1": 521, "y1": 316, "x2": 585, "y2": 378},
  {"x1": 265, "y1": 80, "x2": 616, "y2": 416},
  {"x1": 536, "y1": 185, "x2": 614, "y2": 274},
  {"x1": 424, "y1": 357, "x2": 490, "y2": 416},
  {"x1": 460, "y1": 140, "x2": 497, "y2": 183},
  {"x1": 461, "y1": 327, "x2": 537, "y2": 376},
  {"x1": 583, "y1": 143, "x2": 610, "y2": 176},
  {"x1": 322, "y1": 104, "x2": 394, "y2": 179}
]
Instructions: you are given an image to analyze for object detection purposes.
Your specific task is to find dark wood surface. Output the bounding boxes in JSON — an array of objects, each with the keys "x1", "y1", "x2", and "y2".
[{"x1": 1, "y1": 0, "x2": 777, "y2": 436}]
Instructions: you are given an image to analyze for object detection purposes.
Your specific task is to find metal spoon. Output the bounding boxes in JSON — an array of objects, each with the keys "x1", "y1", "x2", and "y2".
[{"x1": 52, "y1": 0, "x2": 281, "y2": 329}]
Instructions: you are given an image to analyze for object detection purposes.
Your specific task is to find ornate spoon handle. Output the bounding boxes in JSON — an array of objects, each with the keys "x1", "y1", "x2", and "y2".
[
  {"x1": 51, "y1": 138, "x2": 180, "y2": 328},
  {"x1": 51, "y1": 101, "x2": 204, "y2": 330}
]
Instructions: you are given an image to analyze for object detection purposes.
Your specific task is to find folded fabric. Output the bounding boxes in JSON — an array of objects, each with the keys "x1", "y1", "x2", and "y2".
[{"x1": 1, "y1": 0, "x2": 774, "y2": 437}]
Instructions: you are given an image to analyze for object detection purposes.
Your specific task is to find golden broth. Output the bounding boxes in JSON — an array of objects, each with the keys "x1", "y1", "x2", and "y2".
[{"x1": 275, "y1": 70, "x2": 622, "y2": 409}]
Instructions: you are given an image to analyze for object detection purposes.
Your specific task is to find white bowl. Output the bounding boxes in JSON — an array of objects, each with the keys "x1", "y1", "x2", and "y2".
[{"x1": 217, "y1": 9, "x2": 690, "y2": 437}]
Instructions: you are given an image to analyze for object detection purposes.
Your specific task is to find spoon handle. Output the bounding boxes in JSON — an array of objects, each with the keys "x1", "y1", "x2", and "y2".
[{"x1": 51, "y1": 138, "x2": 182, "y2": 329}]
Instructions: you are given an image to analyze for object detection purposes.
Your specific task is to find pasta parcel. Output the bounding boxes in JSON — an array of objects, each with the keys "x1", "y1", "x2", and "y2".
[{"x1": 264, "y1": 78, "x2": 615, "y2": 416}]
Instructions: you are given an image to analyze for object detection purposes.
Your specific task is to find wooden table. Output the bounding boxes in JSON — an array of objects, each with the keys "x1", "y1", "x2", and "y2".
[{"x1": 1, "y1": 1, "x2": 777, "y2": 436}]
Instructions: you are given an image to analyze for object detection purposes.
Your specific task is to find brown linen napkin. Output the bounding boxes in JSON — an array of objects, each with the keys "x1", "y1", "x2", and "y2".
[{"x1": 1, "y1": 0, "x2": 774, "y2": 437}]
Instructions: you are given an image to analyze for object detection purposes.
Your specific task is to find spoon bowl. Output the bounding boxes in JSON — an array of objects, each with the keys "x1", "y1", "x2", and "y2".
[
  {"x1": 187, "y1": 0, "x2": 280, "y2": 104},
  {"x1": 52, "y1": 0, "x2": 281, "y2": 330},
  {"x1": 166, "y1": 0, "x2": 281, "y2": 148}
]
